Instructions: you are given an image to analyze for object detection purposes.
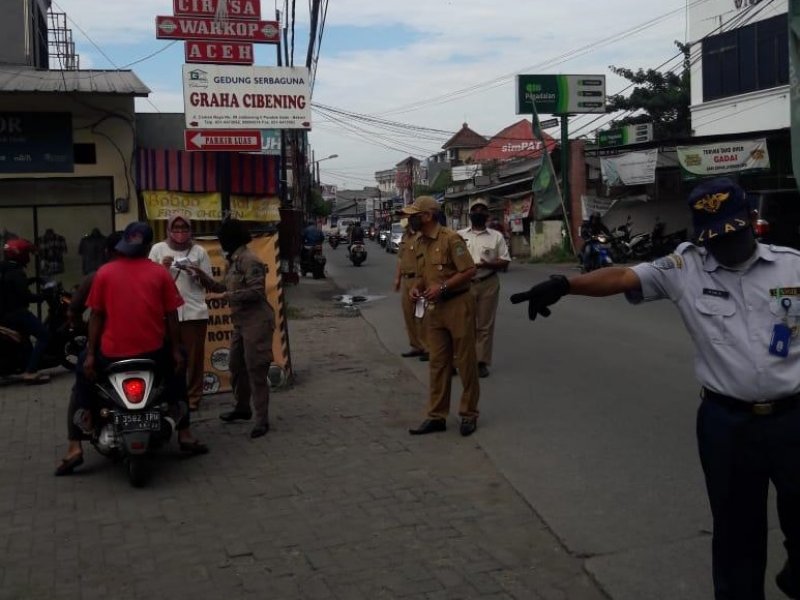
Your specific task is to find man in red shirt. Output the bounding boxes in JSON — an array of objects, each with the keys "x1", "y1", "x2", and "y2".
[{"x1": 56, "y1": 222, "x2": 207, "y2": 475}]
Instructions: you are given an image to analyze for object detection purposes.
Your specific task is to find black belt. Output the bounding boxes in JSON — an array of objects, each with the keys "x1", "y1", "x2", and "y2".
[
  {"x1": 401, "y1": 273, "x2": 416, "y2": 278},
  {"x1": 702, "y1": 388, "x2": 800, "y2": 416}
]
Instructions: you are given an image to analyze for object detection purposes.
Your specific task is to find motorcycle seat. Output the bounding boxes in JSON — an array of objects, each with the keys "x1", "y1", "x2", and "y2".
[
  {"x1": 105, "y1": 359, "x2": 158, "y2": 374},
  {"x1": 0, "y1": 325, "x2": 23, "y2": 344}
]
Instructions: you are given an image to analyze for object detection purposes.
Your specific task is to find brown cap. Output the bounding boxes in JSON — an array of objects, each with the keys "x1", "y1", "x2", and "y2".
[{"x1": 400, "y1": 196, "x2": 440, "y2": 215}]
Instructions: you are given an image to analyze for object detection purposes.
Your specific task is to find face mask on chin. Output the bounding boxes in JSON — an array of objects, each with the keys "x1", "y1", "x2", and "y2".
[
  {"x1": 470, "y1": 213, "x2": 488, "y2": 228},
  {"x1": 170, "y1": 231, "x2": 191, "y2": 245},
  {"x1": 707, "y1": 228, "x2": 757, "y2": 268}
]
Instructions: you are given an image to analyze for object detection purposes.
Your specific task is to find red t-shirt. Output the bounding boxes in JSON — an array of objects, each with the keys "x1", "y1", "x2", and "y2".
[{"x1": 86, "y1": 257, "x2": 184, "y2": 357}]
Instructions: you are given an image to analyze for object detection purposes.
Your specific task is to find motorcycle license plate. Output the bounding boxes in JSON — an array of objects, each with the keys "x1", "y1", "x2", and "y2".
[{"x1": 114, "y1": 411, "x2": 160, "y2": 432}]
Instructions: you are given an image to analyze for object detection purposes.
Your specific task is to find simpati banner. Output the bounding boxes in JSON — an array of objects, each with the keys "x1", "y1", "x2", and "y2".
[
  {"x1": 600, "y1": 149, "x2": 658, "y2": 186},
  {"x1": 143, "y1": 190, "x2": 280, "y2": 221},
  {"x1": 676, "y1": 138, "x2": 770, "y2": 179}
]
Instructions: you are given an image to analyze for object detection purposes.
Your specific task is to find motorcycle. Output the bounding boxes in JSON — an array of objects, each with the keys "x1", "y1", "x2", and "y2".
[
  {"x1": 581, "y1": 233, "x2": 614, "y2": 273},
  {"x1": 301, "y1": 244, "x2": 326, "y2": 279},
  {"x1": 0, "y1": 280, "x2": 86, "y2": 378},
  {"x1": 349, "y1": 242, "x2": 367, "y2": 267},
  {"x1": 328, "y1": 234, "x2": 339, "y2": 250},
  {"x1": 89, "y1": 358, "x2": 184, "y2": 487}
]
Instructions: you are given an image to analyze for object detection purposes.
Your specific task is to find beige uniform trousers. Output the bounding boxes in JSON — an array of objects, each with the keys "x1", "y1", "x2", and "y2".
[
  {"x1": 230, "y1": 316, "x2": 274, "y2": 427},
  {"x1": 179, "y1": 319, "x2": 208, "y2": 409},
  {"x1": 470, "y1": 274, "x2": 500, "y2": 365},
  {"x1": 425, "y1": 292, "x2": 480, "y2": 421},
  {"x1": 401, "y1": 276, "x2": 426, "y2": 352}
]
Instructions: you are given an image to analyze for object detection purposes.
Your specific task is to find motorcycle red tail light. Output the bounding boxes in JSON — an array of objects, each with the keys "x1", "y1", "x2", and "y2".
[
  {"x1": 755, "y1": 219, "x2": 769, "y2": 238},
  {"x1": 122, "y1": 378, "x2": 146, "y2": 404}
]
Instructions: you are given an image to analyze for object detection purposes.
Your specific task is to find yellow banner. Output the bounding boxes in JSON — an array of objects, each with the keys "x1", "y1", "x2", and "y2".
[
  {"x1": 143, "y1": 190, "x2": 280, "y2": 222},
  {"x1": 198, "y1": 235, "x2": 292, "y2": 395}
]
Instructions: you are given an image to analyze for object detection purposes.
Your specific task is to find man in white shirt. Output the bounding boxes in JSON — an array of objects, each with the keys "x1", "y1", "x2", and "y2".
[{"x1": 459, "y1": 199, "x2": 511, "y2": 378}]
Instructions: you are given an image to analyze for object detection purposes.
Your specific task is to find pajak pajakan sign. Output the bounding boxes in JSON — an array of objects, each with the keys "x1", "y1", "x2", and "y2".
[
  {"x1": 677, "y1": 138, "x2": 771, "y2": 179},
  {"x1": 183, "y1": 65, "x2": 311, "y2": 129}
]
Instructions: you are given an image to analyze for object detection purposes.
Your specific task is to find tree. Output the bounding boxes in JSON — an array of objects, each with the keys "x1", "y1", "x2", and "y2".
[
  {"x1": 605, "y1": 42, "x2": 691, "y2": 140},
  {"x1": 308, "y1": 188, "x2": 332, "y2": 217}
]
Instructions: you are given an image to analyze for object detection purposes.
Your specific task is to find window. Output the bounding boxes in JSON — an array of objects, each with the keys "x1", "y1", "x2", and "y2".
[{"x1": 702, "y1": 13, "x2": 789, "y2": 102}]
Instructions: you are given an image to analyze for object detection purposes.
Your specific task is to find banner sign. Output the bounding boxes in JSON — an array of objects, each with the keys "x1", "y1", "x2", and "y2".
[
  {"x1": 156, "y1": 16, "x2": 279, "y2": 43},
  {"x1": 143, "y1": 190, "x2": 281, "y2": 221},
  {"x1": 581, "y1": 195, "x2": 618, "y2": 220},
  {"x1": 601, "y1": 149, "x2": 658, "y2": 186},
  {"x1": 183, "y1": 65, "x2": 311, "y2": 130},
  {"x1": 676, "y1": 138, "x2": 770, "y2": 179},
  {"x1": 198, "y1": 235, "x2": 292, "y2": 394},
  {"x1": 790, "y1": 0, "x2": 800, "y2": 195},
  {"x1": 516, "y1": 74, "x2": 606, "y2": 115},
  {"x1": 598, "y1": 123, "x2": 654, "y2": 148},
  {"x1": 174, "y1": 0, "x2": 261, "y2": 20},
  {"x1": 0, "y1": 112, "x2": 73, "y2": 173},
  {"x1": 185, "y1": 41, "x2": 254, "y2": 65},
  {"x1": 259, "y1": 129, "x2": 282, "y2": 155}
]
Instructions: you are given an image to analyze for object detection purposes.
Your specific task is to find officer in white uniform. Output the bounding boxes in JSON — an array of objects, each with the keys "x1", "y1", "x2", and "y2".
[
  {"x1": 458, "y1": 199, "x2": 510, "y2": 378},
  {"x1": 509, "y1": 178, "x2": 800, "y2": 600}
]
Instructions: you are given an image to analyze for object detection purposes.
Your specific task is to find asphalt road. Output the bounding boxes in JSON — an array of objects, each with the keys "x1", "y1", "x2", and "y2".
[{"x1": 321, "y1": 239, "x2": 787, "y2": 600}]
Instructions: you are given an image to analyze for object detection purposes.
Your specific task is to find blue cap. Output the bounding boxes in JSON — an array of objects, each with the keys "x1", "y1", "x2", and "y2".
[
  {"x1": 688, "y1": 178, "x2": 751, "y2": 244},
  {"x1": 115, "y1": 222, "x2": 154, "y2": 257}
]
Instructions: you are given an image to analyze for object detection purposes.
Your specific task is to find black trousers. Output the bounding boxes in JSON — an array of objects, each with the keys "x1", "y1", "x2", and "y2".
[{"x1": 697, "y1": 397, "x2": 800, "y2": 600}]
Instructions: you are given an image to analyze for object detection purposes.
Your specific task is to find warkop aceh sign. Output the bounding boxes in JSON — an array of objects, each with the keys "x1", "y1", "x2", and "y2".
[
  {"x1": 155, "y1": 15, "x2": 279, "y2": 43},
  {"x1": 185, "y1": 41, "x2": 254, "y2": 65}
]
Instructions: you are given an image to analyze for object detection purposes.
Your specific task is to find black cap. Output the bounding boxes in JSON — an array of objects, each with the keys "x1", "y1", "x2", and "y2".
[
  {"x1": 115, "y1": 222, "x2": 154, "y2": 257},
  {"x1": 688, "y1": 178, "x2": 751, "y2": 244}
]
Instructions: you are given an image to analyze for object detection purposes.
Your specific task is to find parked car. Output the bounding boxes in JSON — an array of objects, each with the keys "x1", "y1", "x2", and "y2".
[
  {"x1": 749, "y1": 189, "x2": 800, "y2": 250},
  {"x1": 386, "y1": 223, "x2": 404, "y2": 253}
]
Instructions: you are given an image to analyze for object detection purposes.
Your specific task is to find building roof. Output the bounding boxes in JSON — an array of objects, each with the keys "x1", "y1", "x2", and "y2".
[
  {"x1": 442, "y1": 123, "x2": 487, "y2": 151},
  {"x1": 471, "y1": 119, "x2": 556, "y2": 163},
  {"x1": 0, "y1": 68, "x2": 150, "y2": 96}
]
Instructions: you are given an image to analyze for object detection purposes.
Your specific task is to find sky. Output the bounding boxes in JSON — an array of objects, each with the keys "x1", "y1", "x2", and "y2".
[{"x1": 54, "y1": 0, "x2": 693, "y2": 189}]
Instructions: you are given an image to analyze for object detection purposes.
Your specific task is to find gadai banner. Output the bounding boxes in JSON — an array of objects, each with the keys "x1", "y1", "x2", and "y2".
[{"x1": 676, "y1": 138, "x2": 770, "y2": 179}]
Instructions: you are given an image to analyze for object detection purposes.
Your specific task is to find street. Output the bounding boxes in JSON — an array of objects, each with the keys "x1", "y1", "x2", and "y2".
[{"x1": 325, "y1": 239, "x2": 788, "y2": 600}]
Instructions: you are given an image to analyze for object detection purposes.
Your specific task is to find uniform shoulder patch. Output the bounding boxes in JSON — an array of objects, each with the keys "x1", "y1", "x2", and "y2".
[
  {"x1": 454, "y1": 242, "x2": 467, "y2": 257},
  {"x1": 651, "y1": 254, "x2": 683, "y2": 270}
]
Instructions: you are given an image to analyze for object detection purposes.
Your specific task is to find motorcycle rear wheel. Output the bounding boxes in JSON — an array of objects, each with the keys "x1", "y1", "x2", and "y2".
[{"x1": 126, "y1": 456, "x2": 150, "y2": 488}]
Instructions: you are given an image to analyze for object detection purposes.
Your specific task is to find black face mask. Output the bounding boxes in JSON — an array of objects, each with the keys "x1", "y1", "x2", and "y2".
[
  {"x1": 408, "y1": 214, "x2": 423, "y2": 232},
  {"x1": 470, "y1": 213, "x2": 488, "y2": 228},
  {"x1": 707, "y1": 227, "x2": 757, "y2": 268}
]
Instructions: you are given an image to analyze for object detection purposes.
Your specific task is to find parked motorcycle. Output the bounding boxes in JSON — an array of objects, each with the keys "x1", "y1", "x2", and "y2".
[
  {"x1": 301, "y1": 244, "x2": 326, "y2": 279},
  {"x1": 581, "y1": 234, "x2": 614, "y2": 273},
  {"x1": 89, "y1": 358, "x2": 184, "y2": 487},
  {"x1": 349, "y1": 242, "x2": 367, "y2": 267},
  {"x1": 0, "y1": 280, "x2": 86, "y2": 378},
  {"x1": 609, "y1": 217, "x2": 634, "y2": 263}
]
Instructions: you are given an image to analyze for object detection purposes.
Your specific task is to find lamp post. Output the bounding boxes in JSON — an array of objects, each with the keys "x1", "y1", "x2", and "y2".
[{"x1": 313, "y1": 153, "x2": 338, "y2": 186}]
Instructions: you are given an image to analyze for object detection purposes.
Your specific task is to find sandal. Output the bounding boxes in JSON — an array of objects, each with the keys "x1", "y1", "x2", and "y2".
[
  {"x1": 23, "y1": 373, "x2": 51, "y2": 385},
  {"x1": 179, "y1": 440, "x2": 209, "y2": 455},
  {"x1": 54, "y1": 454, "x2": 84, "y2": 476}
]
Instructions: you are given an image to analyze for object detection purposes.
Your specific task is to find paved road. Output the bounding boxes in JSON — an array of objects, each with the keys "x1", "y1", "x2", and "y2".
[{"x1": 324, "y1": 239, "x2": 788, "y2": 600}]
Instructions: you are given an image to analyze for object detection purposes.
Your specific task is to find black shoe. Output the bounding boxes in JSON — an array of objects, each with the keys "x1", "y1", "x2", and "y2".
[
  {"x1": 460, "y1": 419, "x2": 477, "y2": 437},
  {"x1": 250, "y1": 424, "x2": 269, "y2": 438},
  {"x1": 419, "y1": 353, "x2": 430, "y2": 362},
  {"x1": 777, "y1": 561, "x2": 800, "y2": 598},
  {"x1": 478, "y1": 363, "x2": 490, "y2": 378},
  {"x1": 408, "y1": 419, "x2": 446, "y2": 435},
  {"x1": 220, "y1": 410, "x2": 252, "y2": 422},
  {"x1": 402, "y1": 349, "x2": 424, "y2": 358}
]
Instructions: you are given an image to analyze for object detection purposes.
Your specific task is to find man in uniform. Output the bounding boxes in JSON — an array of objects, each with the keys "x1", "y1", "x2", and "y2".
[
  {"x1": 459, "y1": 199, "x2": 510, "y2": 378},
  {"x1": 394, "y1": 218, "x2": 428, "y2": 361},
  {"x1": 510, "y1": 178, "x2": 800, "y2": 599},
  {"x1": 402, "y1": 196, "x2": 480, "y2": 437}
]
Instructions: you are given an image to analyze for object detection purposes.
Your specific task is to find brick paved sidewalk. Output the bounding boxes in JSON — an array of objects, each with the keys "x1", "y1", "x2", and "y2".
[{"x1": 0, "y1": 278, "x2": 607, "y2": 600}]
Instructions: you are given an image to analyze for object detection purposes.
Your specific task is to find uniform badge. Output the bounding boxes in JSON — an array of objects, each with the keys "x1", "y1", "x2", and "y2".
[
  {"x1": 454, "y1": 244, "x2": 466, "y2": 257},
  {"x1": 651, "y1": 254, "x2": 682, "y2": 270}
]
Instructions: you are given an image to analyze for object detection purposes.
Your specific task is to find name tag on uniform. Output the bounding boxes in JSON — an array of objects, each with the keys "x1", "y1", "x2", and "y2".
[
  {"x1": 769, "y1": 323, "x2": 792, "y2": 357},
  {"x1": 703, "y1": 288, "x2": 730, "y2": 299}
]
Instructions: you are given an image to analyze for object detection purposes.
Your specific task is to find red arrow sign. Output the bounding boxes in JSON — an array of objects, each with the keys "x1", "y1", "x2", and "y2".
[
  {"x1": 184, "y1": 130, "x2": 263, "y2": 151},
  {"x1": 185, "y1": 41, "x2": 254, "y2": 64},
  {"x1": 174, "y1": 0, "x2": 261, "y2": 20},
  {"x1": 156, "y1": 16, "x2": 279, "y2": 43}
]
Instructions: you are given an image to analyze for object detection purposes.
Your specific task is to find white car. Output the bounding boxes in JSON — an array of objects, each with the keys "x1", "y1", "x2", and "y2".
[{"x1": 387, "y1": 223, "x2": 404, "y2": 253}]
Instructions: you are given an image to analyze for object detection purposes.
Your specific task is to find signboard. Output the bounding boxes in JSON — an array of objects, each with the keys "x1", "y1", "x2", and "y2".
[
  {"x1": 185, "y1": 41, "x2": 254, "y2": 64},
  {"x1": 174, "y1": 0, "x2": 261, "y2": 20},
  {"x1": 156, "y1": 16, "x2": 279, "y2": 43},
  {"x1": 516, "y1": 74, "x2": 606, "y2": 115},
  {"x1": 259, "y1": 129, "x2": 282, "y2": 155},
  {"x1": 676, "y1": 138, "x2": 771, "y2": 179},
  {"x1": 598, "y1": 123, "x2": 654, "y2": 148},
  {"x1": 0, "y1": 112, "x2": 73, "y2": 173},
  {"x1": 600, "y1": 149, "x2": 659, "y2": 186},
  {"x1": 539, "y1": 117, "x2": 560, "y2": 129},
  {"x1": 142, "y1": 190, "x2": 281, "y2": 221},
  {"x1": 184, "y1": 129, "x2": 262, "y2": 151},
  {"x1": 183, "y1": 65, "x2": 311, "y2": 129}
]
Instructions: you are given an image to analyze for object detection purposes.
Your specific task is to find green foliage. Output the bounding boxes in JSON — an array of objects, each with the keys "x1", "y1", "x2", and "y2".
[
  {"x1": 309, "y1": 188, "x2": 332, "y2": 217},
  {"x1": 606, "y1": 41, "x2": 691, "y2": 140}
]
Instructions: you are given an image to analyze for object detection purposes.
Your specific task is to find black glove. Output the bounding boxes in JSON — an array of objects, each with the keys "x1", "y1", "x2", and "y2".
[{"x1": 509, "y1": 275, "x2": 570, "y2": 320}]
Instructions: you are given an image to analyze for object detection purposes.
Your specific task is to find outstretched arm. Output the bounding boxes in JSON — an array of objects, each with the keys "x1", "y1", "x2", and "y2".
[{"x1": 568, "y1": 267, "x2": 641, "y2": 297}]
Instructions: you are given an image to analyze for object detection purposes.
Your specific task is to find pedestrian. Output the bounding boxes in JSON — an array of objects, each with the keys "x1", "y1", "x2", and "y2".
[
  {"x1": 394, "y1": 217, "x2": 427, "y2": 361},
  {"x1": 0, "y1": 238, "x2": 50, "y2": 384},
  {"x1": 191, "y1": 218, "x2": 274, "y2": 439},
  {"x1": 148, "y1": 215, "x2": 212, "y2": 411},
  {"x1": 459, "y1": 199, "x2": 510, "y2": 378},
  {"x1": 509, "y1": 177, "x2": 800, "y2": 599},
  {"x1": 402, "y1": 196, "x2": 480, "y2": 437}
]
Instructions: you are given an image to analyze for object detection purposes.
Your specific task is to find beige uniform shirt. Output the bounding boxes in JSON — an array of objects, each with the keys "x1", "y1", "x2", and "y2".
[
  {"x1": 416, "y1": 224, "x2": 475, "y2": 293},
  {"x1": 398, "y1": 231, "x2": 420, "y2": 276},
  {"x1": 210, "y1": 246, "x2": 274, "y2": 327},
  {"x1": 458, "y1": 227, "x2": 511, "y2": 280}
]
